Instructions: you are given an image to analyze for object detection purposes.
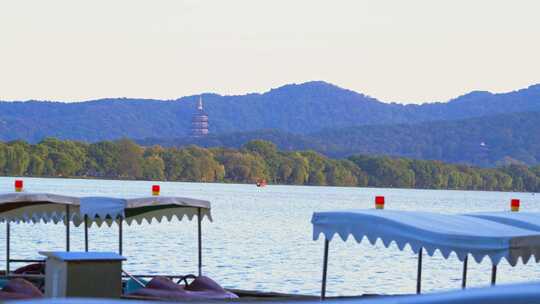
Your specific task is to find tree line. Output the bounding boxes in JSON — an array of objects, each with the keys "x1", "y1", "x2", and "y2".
[{"x1": 1, "y1": 138, "x2": 539, "y2": 192}]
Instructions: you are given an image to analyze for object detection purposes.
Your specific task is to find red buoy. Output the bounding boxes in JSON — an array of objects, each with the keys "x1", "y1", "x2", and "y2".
[
  {"x1": 375, "y1": 196, "x2": 385, "y2": 210},
  {"x1": 14, "y1": 180, "x2": 23, "y2": 192},
  {"x1": 511, "y1": 199, "x2": 520, "y2": 212},
  {"x1": 152, "y1": 185, "x2": 160, "y2": 196}
]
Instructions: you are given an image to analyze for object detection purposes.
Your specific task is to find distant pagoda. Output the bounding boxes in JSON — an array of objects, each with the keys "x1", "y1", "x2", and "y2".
[{"x1": 191, "y1": 96, "x2": 209, "y2": 137}]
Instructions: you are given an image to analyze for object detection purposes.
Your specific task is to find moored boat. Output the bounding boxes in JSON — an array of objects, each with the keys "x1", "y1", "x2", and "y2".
[{"x1": 312, "y1": 208, "x2": 540, "y2": 299}]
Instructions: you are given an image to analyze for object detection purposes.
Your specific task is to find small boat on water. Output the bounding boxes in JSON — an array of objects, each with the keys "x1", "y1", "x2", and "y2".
[{"x1": 256, "y1": 178, "x2": 267, "y2": 187}]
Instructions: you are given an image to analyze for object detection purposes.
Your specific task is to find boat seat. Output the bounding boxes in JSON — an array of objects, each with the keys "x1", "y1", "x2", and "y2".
[
  {"x1": 128, "y1": 276, "x2": 238, "y2": 300},
  {"x1": 0, "y1": 278, "x2": 43, "y2": 299},
  {"x1": 13, "y1": 263, "x2": 45, "y2": 275}
]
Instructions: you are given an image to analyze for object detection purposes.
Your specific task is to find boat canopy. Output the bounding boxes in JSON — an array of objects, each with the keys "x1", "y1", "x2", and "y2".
[
  {"x1": 0, "y1": 193, "x2": 212, "y2": 226},
  {"x1": 0, "y1": 193, "x2": 80, "y2": 224},
  {"x1": 464, "y1": 212, "x2": 540, "y2": 232},
  {"x1": 312, "y1": 209, "x2": 540, "y2": 266},
  {"x1": 0, "y1": 191, "x2": 211, "y2": 276},
  {"x1": 80, "y1": 196, "x2": 212, "y2": 226}
]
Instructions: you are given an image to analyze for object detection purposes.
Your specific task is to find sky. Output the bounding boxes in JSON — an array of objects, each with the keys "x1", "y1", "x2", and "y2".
[{"x1": 1, "y1": 0, "x2": 539, "y2": 104}]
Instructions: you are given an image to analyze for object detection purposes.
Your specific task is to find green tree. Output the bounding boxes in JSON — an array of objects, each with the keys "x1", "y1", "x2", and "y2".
[
  {"x1": 142, "y1": 155, "x2": 166, "y2": 180},
  {"x1": 116, "y1": 138, "x2": 143, "y2": 179},
  {"x1": 4, "y1": 142, "x2": 30, "y2": 176}
]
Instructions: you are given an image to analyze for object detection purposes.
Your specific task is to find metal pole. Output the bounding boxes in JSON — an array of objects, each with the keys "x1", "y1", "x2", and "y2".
[
  {"x1": 84, "y1": 215, "x2": 89, "y2": 252},
  {"x1": 321, "y1": 239, "x2": 330, "y2": 300},
  {"x1": 461, "y1": 256, "x2": 468, "y2": 289},
  {"x1": 6, "y1": 222, "x2": 10, "y2": 274},
  {"x1": 416, "y1": 247, "x2": 423, "y2": 294},
  {"x1": 65, "y1": 205, "x2": 70, "y2": 252},
  {"x1": 491, "y1": 265, "x2": 497, "y2": 286},
  {"x1": 197, "y1": 208, "x2": 202, "y2": 276},
  {"x1": 118, "y1": 217, "x2": 123, "y2": 256}
]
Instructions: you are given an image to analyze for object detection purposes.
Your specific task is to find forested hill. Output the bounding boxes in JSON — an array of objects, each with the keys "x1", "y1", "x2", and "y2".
[
  {"x1": 1, "y1": 138, "x2": 539, "y2": 192},
  {"x1": 1, "y1": 81, "x2": 540, "y2": 142},
  {"x1": 139, "y1": 111, "x2": 540, "y2": 167}
]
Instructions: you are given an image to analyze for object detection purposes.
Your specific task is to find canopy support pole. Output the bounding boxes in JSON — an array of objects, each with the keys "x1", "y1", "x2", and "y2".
[
  {"x1": 6, "y1": 222, "x2": 10, "y2": 274},
  {"x1": 197, "y1": 208, "x2": 202, "y2": 276},
  {"x1": 84, "y1": 215, "x2": 89, "y2": 252},
  {"x1": 65, "y1": 205, "x2": 70, "y2": 252},
  {"x1": 416, "y1": 247, "x2": 423, "y2": 294},
  {"x1": 321, "y1": 239, "x2": 330, "y2": 300},
  {"x1": 119, "y1": 217, "x2": 123, "y2": 256},
  {"x1": 491, "y1": 265, "x2": 497, "y2": 286},
  {"x1": 461, "y1": 255, "x2": 468, "y2": 289}
]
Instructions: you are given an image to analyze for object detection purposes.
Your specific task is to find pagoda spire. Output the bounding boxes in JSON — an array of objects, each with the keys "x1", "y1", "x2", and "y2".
[{"x1": 197, "y1": 96, "x2": 203, "y2": 111}]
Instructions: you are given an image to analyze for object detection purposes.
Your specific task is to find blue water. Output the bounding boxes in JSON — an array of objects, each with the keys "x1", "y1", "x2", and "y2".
[{"x1": 0, "y1": 177, "x2": 539, "y2": 296}]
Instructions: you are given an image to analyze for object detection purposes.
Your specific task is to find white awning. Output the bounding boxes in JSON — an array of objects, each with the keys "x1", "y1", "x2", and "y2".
[
  {"x1": 0, "y1": 193, "x2": 212, "y2": 227},
  {"x1": 0, "y1": 192, "x2": 80, "y2": 224},
  {"x1": 80, "y1": 196, "x2": 212, "y2": 226},
  {"x1": 79, "y1": 196, "x2": 126, "y2": 224},
  {"x1": 464, "y1": 212, "x2": 540, "y2": 232},
  {"x1": 312, "y1": 210, "x2": 540, "y2": 266}
]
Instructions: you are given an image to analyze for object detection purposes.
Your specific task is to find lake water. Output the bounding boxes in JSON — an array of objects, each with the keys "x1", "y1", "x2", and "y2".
[{"x1": 0, "y1": 177, "x2": 539, "y2": 296}]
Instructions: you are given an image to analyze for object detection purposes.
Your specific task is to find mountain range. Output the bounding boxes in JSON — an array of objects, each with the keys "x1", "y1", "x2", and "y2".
[
  {"x1": 138, "y1": 111, "x2": 540, "y2": 167},
  {"x1": 1, "y1": 81, "x2": 540, "y2": 166}
]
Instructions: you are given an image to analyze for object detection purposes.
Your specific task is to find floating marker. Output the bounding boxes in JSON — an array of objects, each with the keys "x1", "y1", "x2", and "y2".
[
  {"x1": 152, "y1": 185, "x2": 160, "y2": 196},
  {"x1": 375, "y1": 196, "x2": 385, "y2": 210},
  {"x1": 511, "y1": 199, "x2": 520, "y2": 212},
  {"x1": 14, "y1": 180, "x2": 23, "y2": 192}
]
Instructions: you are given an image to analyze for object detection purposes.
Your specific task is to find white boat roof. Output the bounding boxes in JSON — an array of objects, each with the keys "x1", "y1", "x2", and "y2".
[
  {"x1": 464, "y1": 212, "x2": 540, "y2": 231},
  {"x1": 0, "y1": 192, "x2": 80, "y2": 224},
  {"x1": 312, "y1": 209, "x2": 540, "y2": 266},
  {"x1": 0, "y1": 193, "x2": 211, "y2": 226},
  {"x1": 80, "y1": 196, "x2": 212, "y2": 226}
]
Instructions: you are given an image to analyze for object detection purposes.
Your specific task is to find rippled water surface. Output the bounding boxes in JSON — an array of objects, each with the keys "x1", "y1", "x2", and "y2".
[{"x1": 1, "y1": 177, "x2": 539, "y2": 296}]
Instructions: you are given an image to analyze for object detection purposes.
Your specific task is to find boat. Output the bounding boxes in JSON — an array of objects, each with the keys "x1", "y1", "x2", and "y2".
[
  {"x1": 312, "y1": 209, "x2": 540, "y2": 299},
  {"x1": 0, "y1": 189, "x2": 219, "y2": 300},
  {"x1": 256, "y1": 178, "x2": 267, "y2": 187}
]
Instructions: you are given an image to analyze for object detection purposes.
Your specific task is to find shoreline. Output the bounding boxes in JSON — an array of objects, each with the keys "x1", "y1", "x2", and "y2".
[{"x1": 0, "y1": 175, "x2": 537, "y2": 195}]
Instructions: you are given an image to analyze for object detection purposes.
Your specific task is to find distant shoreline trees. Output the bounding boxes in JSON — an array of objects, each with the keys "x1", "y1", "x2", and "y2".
[{"x1": 0, "y1": 138, "x2": 539, "y2": 192}]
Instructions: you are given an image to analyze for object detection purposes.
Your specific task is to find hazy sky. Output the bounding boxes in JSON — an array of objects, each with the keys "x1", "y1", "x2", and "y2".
[{"x1": 1, "y1": 0, "x2": 539, "y2": 103}]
